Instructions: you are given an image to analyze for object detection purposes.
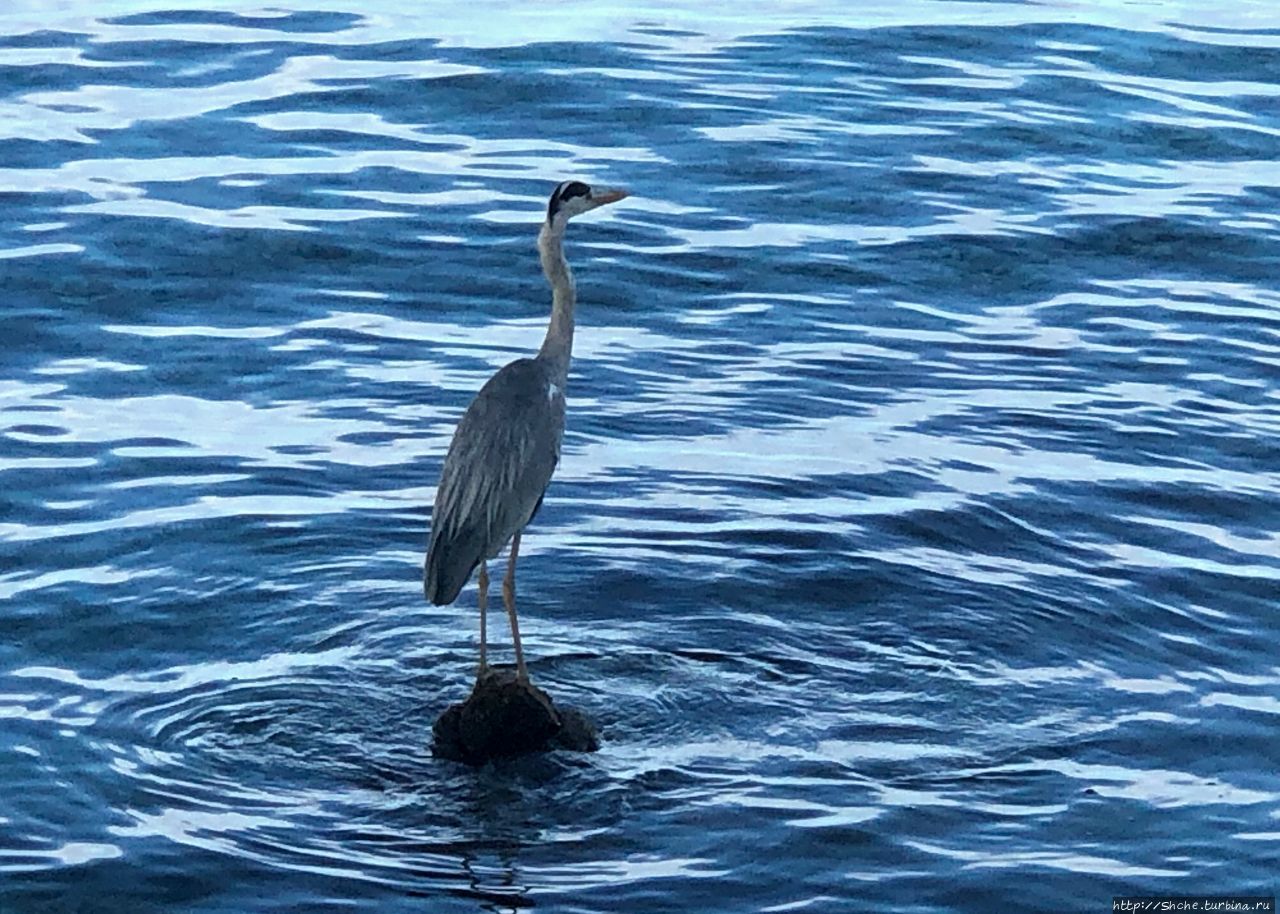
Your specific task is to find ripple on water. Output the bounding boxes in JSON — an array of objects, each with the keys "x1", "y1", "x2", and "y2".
[{"x1": 2, "y1": 2, "x2": 1280, "y2": 911}]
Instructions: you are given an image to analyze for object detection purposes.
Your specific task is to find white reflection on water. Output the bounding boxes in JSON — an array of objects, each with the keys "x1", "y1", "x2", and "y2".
[
  {"x1": 0, "y1": 841, "x2": 124, "y2": 873},
  {"x1": 11, "y1": 646, "x2": 360, "y2": 695},
  {"x1": 5, "y1": 0, "x2": 1280, "y2": 53},
  {"x1": 21, "y1": 56, "x2": 485, "y2": 136},
  {"x1": 907, "y1": 840, "x2": 1185, "y2": 878},
  {"x1": 0, "y1": 145, "x2": 663, "y2": 201}
]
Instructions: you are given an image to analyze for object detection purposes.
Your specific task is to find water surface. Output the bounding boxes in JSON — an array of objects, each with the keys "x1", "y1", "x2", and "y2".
[{"x1": 1, "y1": 1, "x2": 1278, "y2": 911}]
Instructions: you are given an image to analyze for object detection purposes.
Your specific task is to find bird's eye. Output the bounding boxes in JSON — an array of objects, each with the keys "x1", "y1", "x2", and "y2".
[{"x1": 547, "y1": 181, "x2": 593, "y2": 221}]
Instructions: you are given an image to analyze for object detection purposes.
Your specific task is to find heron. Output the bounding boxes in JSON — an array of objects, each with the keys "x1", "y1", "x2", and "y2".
[{"x1": 424, "y1": 180, "x2": 628, "y2": 684}]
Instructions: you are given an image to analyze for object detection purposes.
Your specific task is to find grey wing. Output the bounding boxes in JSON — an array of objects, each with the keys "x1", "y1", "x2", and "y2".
[{"x1": 424, "y1": 358, "x2": 564, "y2": 605}]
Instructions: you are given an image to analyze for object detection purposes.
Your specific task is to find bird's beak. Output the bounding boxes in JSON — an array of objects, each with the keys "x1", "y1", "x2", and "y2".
[{"x1": 590, "y1": 188, "x2": 628, "y2": 208}]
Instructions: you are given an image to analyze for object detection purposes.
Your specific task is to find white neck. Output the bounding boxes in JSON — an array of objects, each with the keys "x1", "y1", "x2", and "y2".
[{"x1": 536, "y1": 221, "x2": 574, "y2": 383}]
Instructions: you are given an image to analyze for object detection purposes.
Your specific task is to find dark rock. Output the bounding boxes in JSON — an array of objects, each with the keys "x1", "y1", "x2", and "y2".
[
  {"x1": 553, "y1": 707, "x2": 600, "y2": 753},
  {"x1": 432, "y1": 667, "x2": 599, "y2": 765}
]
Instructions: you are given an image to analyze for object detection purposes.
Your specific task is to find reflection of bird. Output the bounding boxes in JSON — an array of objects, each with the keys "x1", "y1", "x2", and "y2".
[{"x1": 424, "y1": 180, "x2": 628, "y2": 684}]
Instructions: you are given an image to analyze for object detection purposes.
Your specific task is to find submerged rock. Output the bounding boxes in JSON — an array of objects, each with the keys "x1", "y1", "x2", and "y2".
[{"x1": 432, "y1": 667, "x2": 599, "y2": 765}]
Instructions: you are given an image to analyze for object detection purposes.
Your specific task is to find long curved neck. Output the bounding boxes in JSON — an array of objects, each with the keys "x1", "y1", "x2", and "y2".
[{"x1": 536, "y1": 221, "x2": 574, "y2": 383}]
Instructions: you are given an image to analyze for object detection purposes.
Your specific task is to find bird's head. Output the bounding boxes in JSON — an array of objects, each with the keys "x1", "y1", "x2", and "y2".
[{"x1": 545, "y1": 180, "x2": 628, "y2": 230}]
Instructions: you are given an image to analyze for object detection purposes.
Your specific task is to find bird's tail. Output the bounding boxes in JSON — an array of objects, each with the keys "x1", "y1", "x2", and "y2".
[{"x1": 423, "y1": 530, "x2": 479, "y2": 606}]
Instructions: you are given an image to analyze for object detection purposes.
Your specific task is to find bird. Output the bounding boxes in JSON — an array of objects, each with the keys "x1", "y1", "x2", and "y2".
[{"x1": 424, "y1": 180, "x2": 628, "y2": 685}]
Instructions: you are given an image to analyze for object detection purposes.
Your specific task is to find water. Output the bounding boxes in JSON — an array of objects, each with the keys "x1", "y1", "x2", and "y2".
[{"x1": 2, "y1": 1, "x2": 1278, "y2": 910}]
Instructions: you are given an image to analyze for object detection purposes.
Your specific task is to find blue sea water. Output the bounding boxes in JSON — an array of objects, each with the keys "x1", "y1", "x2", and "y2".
[{"x1": 1, "y1": 1, "x2": 1278, "y2": 911}]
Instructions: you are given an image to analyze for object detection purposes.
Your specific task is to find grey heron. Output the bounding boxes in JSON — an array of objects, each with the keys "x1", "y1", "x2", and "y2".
[{"x1": 424, "y1": 180, "x2": 628, "y2": 684}]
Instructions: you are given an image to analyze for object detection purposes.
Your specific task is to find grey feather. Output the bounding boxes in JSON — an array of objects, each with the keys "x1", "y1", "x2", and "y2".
[{"x1": 424, "y1": 358, "x2": 564, "y2": 605}]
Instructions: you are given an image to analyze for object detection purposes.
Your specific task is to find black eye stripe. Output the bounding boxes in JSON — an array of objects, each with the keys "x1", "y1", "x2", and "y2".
[{"x1": 547, "y1": 181, "x2": 592, "y2": 220}]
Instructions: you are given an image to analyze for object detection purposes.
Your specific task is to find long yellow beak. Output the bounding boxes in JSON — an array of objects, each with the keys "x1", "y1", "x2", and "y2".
[{"x1": 591, "y1": 188, "x2": 629, "y2": 207}]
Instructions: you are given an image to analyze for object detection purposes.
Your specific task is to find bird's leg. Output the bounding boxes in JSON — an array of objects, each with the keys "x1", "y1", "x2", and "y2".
[
  {"x1": 476, "y1": 561, "x2": 489, "y2": 681},
  {"x1": 503, "y1": 531, "x2": 528, "y2": 683}
]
